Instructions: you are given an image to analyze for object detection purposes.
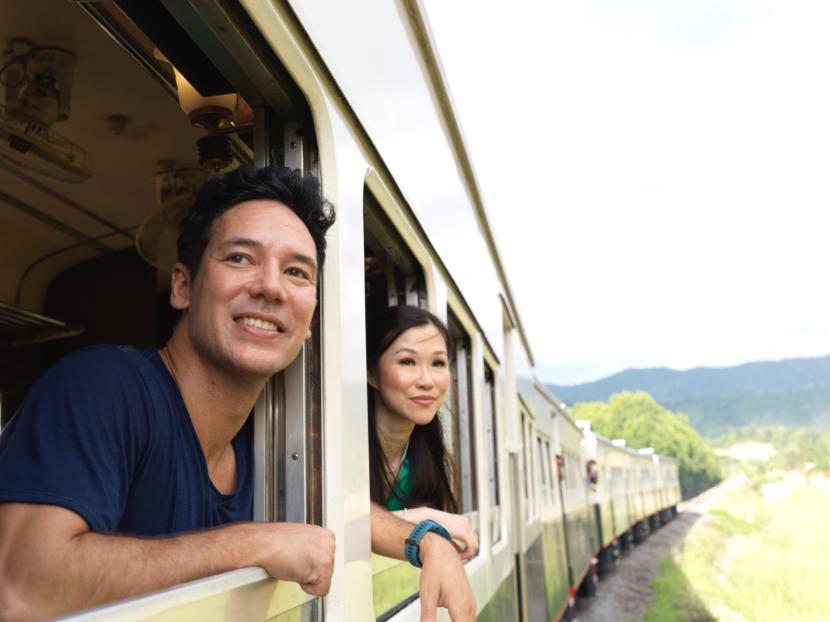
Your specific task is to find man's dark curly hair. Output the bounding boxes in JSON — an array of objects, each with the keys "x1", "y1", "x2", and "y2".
[{"x1": 177, "y1": 164, "x2": 336, "y2": 280}]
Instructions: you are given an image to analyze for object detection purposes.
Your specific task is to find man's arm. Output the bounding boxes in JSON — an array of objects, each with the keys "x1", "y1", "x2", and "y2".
[
  {"x1": 0, "y1": 503, "x2": 335, "y2": 622},
  {"x1": 370, "y1": 503, "x2": 476, "y2": 622}
]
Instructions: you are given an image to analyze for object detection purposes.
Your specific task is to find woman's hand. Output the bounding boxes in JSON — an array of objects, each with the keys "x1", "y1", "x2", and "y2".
[{"x1": 395, "y1": 507, "x2": 479, "y2": 560}]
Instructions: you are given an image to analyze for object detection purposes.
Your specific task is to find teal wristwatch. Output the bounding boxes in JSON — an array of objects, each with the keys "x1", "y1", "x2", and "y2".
[{"x1": 405, "y1": 519, "x2": 452, "y2": 568}]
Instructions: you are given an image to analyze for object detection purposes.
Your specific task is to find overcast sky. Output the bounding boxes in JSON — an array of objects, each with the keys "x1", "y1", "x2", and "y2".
[{"x1": 424, "y1": 0, "x2": 830, "y2": 385}]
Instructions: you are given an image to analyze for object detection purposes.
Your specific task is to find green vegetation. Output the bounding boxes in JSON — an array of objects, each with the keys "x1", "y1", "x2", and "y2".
[
  {"x1": 572, "y1": 391, "x2": 721, "y2": 498},
  {"x1": 713, "y1": 426, "x2": 830, "y2": 471},
  {"x1": 641, "y1": 472, "x2": 830, "y2": 622}
]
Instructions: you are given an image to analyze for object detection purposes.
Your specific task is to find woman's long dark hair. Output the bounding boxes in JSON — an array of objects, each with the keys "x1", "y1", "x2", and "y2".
[{"x1": 367, "y1": 305, "x2": 458, "y2": 513}]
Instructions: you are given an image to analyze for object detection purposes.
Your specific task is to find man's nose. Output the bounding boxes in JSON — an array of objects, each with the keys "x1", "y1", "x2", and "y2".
[{"x1": 249, "y1": 262, "x2": 287, "y2": 301}]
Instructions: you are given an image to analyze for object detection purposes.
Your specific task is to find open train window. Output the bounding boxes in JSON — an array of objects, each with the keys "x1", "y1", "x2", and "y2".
[
  {"x1": 537, "y1": 435, "x2": 554, "y2": 508},
  {"x1": 446, "y1": 311, "x2": 478, "y2": 517},
  {"x1": 1, "y1": 1, "x2": 322, "y2": 617},
  {"x1": 544, "y1": 439, "x2": 556, "y2": 507},
  {"x1": 520, "y1": 407, "x2": 536, "y2": 523},
  {"x1": 364, "y1": 191, "x2": 426, "y2": 318},
  {"x1": 483, "y1": 364, "x2": 501, "y2": 544},
  {"x1": 536, "y1": 436, "x2": 547, "y2": 508},
  {"x1": 363, "y1": 192, "x2": 428, "y2": 620}
]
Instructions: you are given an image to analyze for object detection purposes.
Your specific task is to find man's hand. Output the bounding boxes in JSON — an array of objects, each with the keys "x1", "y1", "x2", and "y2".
[
  {"x1": 418, "y1": 533, "x2": 476, "y2": 622},
  {"x1": 0, "y1": 502, "x2": 336, "y2": 622},
  {"x1": 253, "y1": 522, "x2": 336, "y2": 596}
]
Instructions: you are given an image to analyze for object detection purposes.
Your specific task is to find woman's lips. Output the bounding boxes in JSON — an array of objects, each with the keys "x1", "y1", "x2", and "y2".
[{"x1": 410, "y1": 396, "x2": 435, "y2": 406}]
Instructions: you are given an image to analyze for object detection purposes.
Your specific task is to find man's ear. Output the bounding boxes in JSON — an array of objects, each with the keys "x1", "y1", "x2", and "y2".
[
  {"x1": 169, "y1": 262, "x2": 193, "y2": 311},
  {"x1": 367, "y1": 367, "x2": 379, "y2": 389}
]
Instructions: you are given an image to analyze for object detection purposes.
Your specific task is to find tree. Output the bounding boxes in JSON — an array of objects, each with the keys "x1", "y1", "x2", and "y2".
[{"x1": 572, "y1": 391, "x2": 721, "y2": 499}]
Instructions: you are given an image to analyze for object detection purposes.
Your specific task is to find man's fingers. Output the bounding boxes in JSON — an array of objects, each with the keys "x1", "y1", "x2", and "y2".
[{"x1": 300, "y1": 576, "x2": 331, "y2": 597}]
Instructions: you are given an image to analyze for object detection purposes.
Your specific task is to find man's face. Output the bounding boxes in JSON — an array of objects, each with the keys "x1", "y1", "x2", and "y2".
[{"x1": 172, "y1": 199, "x2": 319, "y2": 378}]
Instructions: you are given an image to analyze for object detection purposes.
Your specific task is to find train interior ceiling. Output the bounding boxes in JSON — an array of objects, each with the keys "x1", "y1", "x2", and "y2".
[{"x1": 0, "y1": 1, "x2": 258, "y2": 423}]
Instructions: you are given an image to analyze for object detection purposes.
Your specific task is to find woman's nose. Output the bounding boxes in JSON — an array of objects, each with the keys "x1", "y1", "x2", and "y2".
[{"x1": 415, "y1": 365, "x2": 435, "y2": 388}]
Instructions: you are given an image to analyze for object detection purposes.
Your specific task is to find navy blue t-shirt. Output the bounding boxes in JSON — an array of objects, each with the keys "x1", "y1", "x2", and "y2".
[{"x1": 0, "y1": 345, "x2": 253, "y2": 535}]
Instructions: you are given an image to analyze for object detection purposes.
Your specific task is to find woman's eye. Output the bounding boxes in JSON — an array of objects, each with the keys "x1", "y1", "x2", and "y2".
[
  {"x1": 399, "y1": 358, "x2": 416, "y2": 366},
  {"x1": 433, "y1": 360, "x2": 447, "y2": 368}
]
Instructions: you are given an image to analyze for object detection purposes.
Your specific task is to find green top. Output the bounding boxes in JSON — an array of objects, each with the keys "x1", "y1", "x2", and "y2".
[{"x1": 385, "y1": 454, "x2": 414, "y2": 511}]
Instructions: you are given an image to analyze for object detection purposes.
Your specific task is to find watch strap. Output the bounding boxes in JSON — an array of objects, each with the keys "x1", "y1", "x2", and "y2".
[{"x1": 404, "y1": 519, "x2": 452, "y2": 568}]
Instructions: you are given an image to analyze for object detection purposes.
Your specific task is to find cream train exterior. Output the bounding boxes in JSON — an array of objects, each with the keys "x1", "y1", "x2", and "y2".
[{"x1": 0, "y1": 1, "x2": 680, "y2": 620}]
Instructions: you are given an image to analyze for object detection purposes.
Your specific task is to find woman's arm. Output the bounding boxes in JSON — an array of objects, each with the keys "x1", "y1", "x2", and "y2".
[{"x1": 392, "y1": 507, "x2": 479, "y2": 561}]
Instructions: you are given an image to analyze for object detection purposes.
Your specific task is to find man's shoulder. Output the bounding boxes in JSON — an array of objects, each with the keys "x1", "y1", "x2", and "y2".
[
  {"x1": 27, "y1": 345, "x2": 170, "y2": 419},
  {"x1": 42, "y1": 345, "x2": 159, "y2": 383}
]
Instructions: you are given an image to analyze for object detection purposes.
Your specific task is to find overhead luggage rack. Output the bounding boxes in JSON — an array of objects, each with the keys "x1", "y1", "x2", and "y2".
[{"x1": 0, "y1": 302, "x2": 84, "y2": 348}]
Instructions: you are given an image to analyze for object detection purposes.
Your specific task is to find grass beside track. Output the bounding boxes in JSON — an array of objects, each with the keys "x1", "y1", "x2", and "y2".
[{"x1": 641, "y1": 473, "x2": 830, "y2": 622}]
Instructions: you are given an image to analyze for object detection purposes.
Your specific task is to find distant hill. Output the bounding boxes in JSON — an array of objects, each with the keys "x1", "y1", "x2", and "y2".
[{"x1": 547, "y1": 355, "x2": 830, "y2": 436}]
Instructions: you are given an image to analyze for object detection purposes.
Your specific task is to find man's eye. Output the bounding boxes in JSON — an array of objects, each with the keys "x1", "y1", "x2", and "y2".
[
  {"x1": 226, "y1": 254, "x2": 249, "y2": 264},
  {"x1": 286, "y1": 267, "x2": 311, "y2": 280}
]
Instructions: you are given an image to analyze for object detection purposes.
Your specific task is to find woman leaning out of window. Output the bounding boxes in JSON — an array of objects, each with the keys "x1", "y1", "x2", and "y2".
[{"x1": 366, "y1": 305, "x2": 478, "y2": 559}]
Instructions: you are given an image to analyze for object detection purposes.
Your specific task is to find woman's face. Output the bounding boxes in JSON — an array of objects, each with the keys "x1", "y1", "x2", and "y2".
[{"x1": 369, "y1": 323, "x2": 451, "y2": 427}]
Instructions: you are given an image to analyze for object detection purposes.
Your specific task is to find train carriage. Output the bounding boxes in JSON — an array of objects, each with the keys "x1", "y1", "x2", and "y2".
[
  {"x1": 578, "y1": 422, "x2": 620, "y2": 572},
  {"x1": 0, "y1": 1, "x2": 683, "y2": 621},
  {"x1": 655, "y1": 454, "x2": 681, "y2": 522},
  {"x1": 549, "y1": 397, "x2": 597, "y2": 601}
]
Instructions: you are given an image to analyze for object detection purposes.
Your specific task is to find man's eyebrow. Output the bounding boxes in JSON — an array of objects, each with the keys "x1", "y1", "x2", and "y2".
[
  {"x1": 290, "y1": 252, "x2": 318, "y2": 270},
  {"x1": 217, "y1": 237, "x2": 261, "y2": 250}
]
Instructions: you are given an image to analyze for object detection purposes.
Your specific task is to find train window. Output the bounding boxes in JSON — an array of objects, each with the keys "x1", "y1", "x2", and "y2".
[
  {"x1": 483, "y1": 364, "x2": 501, "y2": 544},
  {"x1": 562, "y1": 449, "x2": 581, "y2": 506},
  {"x1": 521, "y1": 409, "x2": 536, "y2": 522},
  {"x1": 544, "y1": 440, "x2": 555, "y2": 507},
  {"x1": 536, "y1": 436, "x2": 548, "y2": 507},
  {"x1": 446, "y1": 312, "x2": 478, "y2": 516},
  {"x1": 364, "y1": 192, "x2": 426, "y2": 318},
  {"x1": 363, "y1": 194, "x2": 429, "y2": 619}
]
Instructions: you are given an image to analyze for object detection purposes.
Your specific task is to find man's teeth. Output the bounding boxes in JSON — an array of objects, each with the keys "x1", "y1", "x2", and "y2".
[{"x1": 237, "y1": 317, "x2": 279, "y2": 331}]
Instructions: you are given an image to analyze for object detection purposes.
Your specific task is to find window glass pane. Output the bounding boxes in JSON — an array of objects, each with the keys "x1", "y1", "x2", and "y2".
[
  {"x1": 484, "y1": 366, "x2": 498, "y2": 506},
  {"x1": 483, "y1": 365, "x2": 500, "y2": 544},
  {"x1": 521, "y1": 412, "x2": 530, "y2": 520}
]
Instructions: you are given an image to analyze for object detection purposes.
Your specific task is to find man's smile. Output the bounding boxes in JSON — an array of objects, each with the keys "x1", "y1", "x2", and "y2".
[{"x1": 234, "y1": 317, "x2": 284, "y2": 332}]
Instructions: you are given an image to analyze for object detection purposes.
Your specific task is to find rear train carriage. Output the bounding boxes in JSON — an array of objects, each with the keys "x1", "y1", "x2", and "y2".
[
  {"x1": 578, "y1": 421, "x2": 621, "y2": 572},
  {"x1": 655, "y1": 454, "x2": 681, "y2": 522},
  {"x1": 549, "y1": 397, "x2": 597, "y2": 601},
  {"x1": 638, "y1": 449, "x2": 663, "y2": 531}
]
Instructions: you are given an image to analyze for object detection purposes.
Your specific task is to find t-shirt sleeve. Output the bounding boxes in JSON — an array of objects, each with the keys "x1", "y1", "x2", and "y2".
[{"x1": 0, "y1": 347, "x2": 151, "y2": 532}]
